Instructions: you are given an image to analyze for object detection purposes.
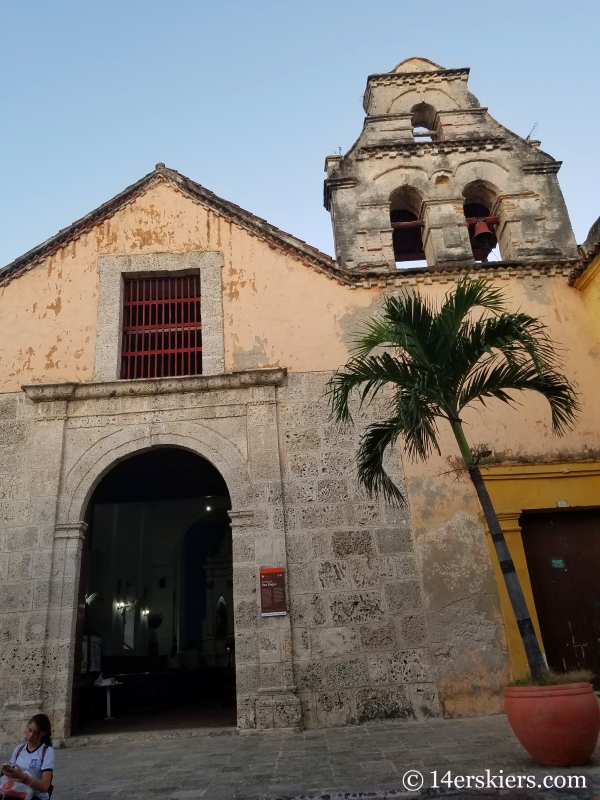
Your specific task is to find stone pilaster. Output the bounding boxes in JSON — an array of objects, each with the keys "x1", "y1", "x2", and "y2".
[
  {"x1": 239, "y1": 399, "x2": 302, "y2": 731},
  {"x1": 42, "y1": 521, "x2": 88, "y2": 739}
]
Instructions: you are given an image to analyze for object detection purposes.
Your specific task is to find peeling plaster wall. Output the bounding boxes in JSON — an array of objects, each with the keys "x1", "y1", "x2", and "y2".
[{"x1": 0, "y1": 182, "x2": 379, "y2": 392}]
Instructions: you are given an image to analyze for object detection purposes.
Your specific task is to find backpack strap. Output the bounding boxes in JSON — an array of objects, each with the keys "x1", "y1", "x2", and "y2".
[
  {"x1": 15, "y1": 744, "x2": 26, "y2": 761},
  {"x1": 41, "y1": 745, "x2": 47, "y2": 766}
]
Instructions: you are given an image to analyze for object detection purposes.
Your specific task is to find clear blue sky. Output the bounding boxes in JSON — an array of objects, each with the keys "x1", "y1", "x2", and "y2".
[{"x1": 1, "y1": 0, "x2": 599, "y2": 267}]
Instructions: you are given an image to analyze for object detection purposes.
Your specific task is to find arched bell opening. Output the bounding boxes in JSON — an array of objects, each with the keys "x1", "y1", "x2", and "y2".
[
  {"x1": 463, "y1": 180, "x2": 501, "y2": 262},
  {"x1": 410, "y1": 102, "x2": 438, "y2": 142},
  {"x1": 71, "y1": 447, "x2": 236, "y2": 734},
  {"x1": 390, "y1": 186, "x2": 427, "y2": 267}
]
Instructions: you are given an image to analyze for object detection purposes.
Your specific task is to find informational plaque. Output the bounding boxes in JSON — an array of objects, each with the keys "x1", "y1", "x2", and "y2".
[{"x1": 260, "y1": 567, "x2": 286, "y2": 616}]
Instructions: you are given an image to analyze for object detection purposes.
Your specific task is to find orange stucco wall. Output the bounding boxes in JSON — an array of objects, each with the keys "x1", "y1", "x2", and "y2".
[{"x1": 0, "y1": 181, "x2": 382, "y2": 391}]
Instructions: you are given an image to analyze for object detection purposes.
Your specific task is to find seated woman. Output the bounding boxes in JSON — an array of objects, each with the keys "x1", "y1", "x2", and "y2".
[{"x1": 1, "y1": 714, "x2": 54, "y2": 799}]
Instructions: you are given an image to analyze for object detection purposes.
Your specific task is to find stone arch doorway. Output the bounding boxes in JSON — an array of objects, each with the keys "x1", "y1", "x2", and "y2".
[{"x1": 71, "y1": 446, "x2": 236, "y2": 734}]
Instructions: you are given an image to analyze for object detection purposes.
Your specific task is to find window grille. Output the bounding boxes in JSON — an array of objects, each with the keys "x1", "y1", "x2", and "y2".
[{"x1": 120, "y1": 276, "x2": 202, "y2": 379}]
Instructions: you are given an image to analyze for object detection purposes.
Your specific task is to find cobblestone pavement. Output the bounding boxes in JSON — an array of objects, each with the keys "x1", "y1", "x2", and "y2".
[{"x1": 46, "y1": 716, "x2": 600, "y2": 800}]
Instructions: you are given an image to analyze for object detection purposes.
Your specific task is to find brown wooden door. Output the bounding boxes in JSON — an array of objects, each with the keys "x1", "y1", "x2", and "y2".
[{"x1": 521, "y1": 509, "x2": 600, "y2": 679}]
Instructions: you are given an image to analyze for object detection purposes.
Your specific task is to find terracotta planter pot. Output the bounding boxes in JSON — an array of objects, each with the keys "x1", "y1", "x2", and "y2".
[{"x1": 504, "y1": 682, "x2": 600, "y2": 766}]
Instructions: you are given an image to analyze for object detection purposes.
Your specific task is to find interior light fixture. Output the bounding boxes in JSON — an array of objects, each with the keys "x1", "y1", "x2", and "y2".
[{"x1": 206, "y1": 505, "x2": 211, "y2": 511}]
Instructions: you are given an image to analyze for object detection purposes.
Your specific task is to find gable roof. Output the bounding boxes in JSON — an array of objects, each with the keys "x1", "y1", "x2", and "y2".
[{"x1": 0, "y1": 164, "x2": 343, "y2": 287}]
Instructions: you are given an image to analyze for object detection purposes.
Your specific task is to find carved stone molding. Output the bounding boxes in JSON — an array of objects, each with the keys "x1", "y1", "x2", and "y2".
[
  {"x1": 22, "y1": 368, "x2": 287, "y2": 403},
  {"x1": 55, "y1": 521, "x2": 88, "y2": 541}
]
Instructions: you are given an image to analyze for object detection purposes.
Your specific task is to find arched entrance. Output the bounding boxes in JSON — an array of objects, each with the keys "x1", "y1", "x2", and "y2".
[{"x1": 71, "y1": 447, "x2": 236, "y2": 733}]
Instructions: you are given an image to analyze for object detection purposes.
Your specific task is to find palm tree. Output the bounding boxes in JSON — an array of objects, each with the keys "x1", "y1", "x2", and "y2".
[{"x1": 327, "y1": 278, "x2": 579, "y2": 678}]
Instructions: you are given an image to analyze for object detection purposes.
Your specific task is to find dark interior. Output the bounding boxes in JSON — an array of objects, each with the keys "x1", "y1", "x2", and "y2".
[{"x1": 72, "y1": 447, "x2": 236, "y2": 733}]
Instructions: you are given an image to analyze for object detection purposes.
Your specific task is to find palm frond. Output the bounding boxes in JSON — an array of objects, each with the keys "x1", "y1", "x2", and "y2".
[
  {"x1": 458, "y1": 360, "x2": 580, "y2": 435},
  {"x1": 351, "y1": 316, "x2": 400, "y2": 357},
  {"x1": 328, "y1": 277, "x2": 580, "y2": 501},
  {"x1": 355, "y1": 418, "x2": 408, "y2": 506},
  {"x1": 327, "y1": 353, "x2": 416, "y2": 425}
]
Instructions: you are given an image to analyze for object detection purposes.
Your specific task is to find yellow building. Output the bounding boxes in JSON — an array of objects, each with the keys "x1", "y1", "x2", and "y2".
[{"x1": 0, "y1": 57, "x2": 599, "y2": 743}]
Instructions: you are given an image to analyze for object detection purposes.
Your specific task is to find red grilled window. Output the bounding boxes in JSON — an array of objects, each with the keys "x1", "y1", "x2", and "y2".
[{"x1": 120, "y1": 276, "x2": 202, "y2": 379}]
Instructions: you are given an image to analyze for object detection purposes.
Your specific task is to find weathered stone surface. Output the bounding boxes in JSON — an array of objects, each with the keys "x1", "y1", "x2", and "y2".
[
  {"x1": 291, "y1": 627, "x2": 311, "y2": 660},
  {"x1": 235, "y1": 631, "x2": 260, "y2": 663},
  {"x1": 236, "y1": 694, "x2": 256, "y2": 729},
  {"x1": 323, "y1": 656, "x2": 368, "y2": 687},
  {"x1": 286, "y1": 532, "x2": 311, "y2": 563},
  {"x1": 297, "y1": 505, "x2": 348, "y2": 529},
  {"x1": 315, "y1": 690, "x2": 354, "y2": 727},
  {"x1": 384, "y1": 580, "x2": 422, "y2": 613},
  {"x1": 294, "y1": 660, "x2": 324, "y2": 691},
  {"x1": 0, "y1": 584, "x2": 32, "y2": 611},
  {"x1": 235, "y1": 664, "x2": 260, "y2": 694},
  {"x1": 389, "y1": 649, "x2": 432, "y2": 684},
  {"x1": 317, "y1": 480, "x2": 348, "y2": 502},
  {"x1": 316, "y1": 560, "x2": 349, "y2": 590},
  {"x1": 330, "y1": 592, "x2": 384, "y2": 625},
  {"x1": 234, "y1": 599, "x2": 260, "y2": 629},
  {"x1": 349, "y1": 556, "x2": 394, "y2": 588},
  {"x1": 288, "y1": 452, "x2": 319, "y2": 479},
  {"x1": 309, "y1": 594, "x2": 328, "y2": 627},
  {"x1": 232, "y1": 534, "x2": 255, "y2": 563},
  {"x1": 285, "y1": 429, "x2": 322, "y2": 451},
  {"x1": 319, "y1": 450, "x2": 354, "y2": 478},
  {"x1": 289, "y1": 596, "x2": 308, "y2": 626},
  {"x1": 376, "y1": 529, "x2": 413, "y2": 554},
  {"x1": 310, "y1": 626, "x2": 358, "y2": 658},
  {"x1": 259, "y1": 631, "x2": 281, "y2": 663},
  {"x1": 274, "y1": 695, "x2": 302, "y2": 729},
  {"x1": 332, "y1": 530, "x2": 374, "y2": 557},
  {"x1": 7, "y1": 551, "x2": 32, "y2": 581},
  {"x1": 355, "y1": 686, "x2": 413, "y2": 724},
  {"x1": 359, "y1": 621, "x2": 398, "y2": 651},
  {"x1": 310, "y1": 531, "x2": 330, "y2": 559},
  {"x1": 366, "y1": 654, "x2": 389, "y2": 685},
  {"x1": 408, "y1": 682, "x2": 441, "y2": 718},
  {"x1": 287, "y1": 563, "x2": 316, "y2": 594},
  {"x1": 0, "y1": 615, "x2": 20, "y2": 643},
  {"x1": 0, "y1": 423, "x2": 28, "y2": 448},
  {"x1": 401, "y1": 612, "x2": 429, "y2": 646}
]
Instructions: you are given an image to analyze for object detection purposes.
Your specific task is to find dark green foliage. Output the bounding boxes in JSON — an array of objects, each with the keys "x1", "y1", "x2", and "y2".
[{"x1": 327, "y1": 278, "x2": 579, "y2": 505}]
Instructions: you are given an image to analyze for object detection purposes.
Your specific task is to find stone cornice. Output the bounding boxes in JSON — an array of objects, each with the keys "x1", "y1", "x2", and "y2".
[
  {"x1": 522, "y1": 162, "x2": 562, "y2": 174},
  {"x1": 22, "y1": 368, "x2": 287, "y2": 403},
  {"x1": 355, "y1": 137, "x2": 509, "y2": 159},
  {"x1": 344, "y1": 259, "x2": 580, "y2": 288},
  {"x1": 367, "y1": 67, "x2": 470, "y2": 85}
]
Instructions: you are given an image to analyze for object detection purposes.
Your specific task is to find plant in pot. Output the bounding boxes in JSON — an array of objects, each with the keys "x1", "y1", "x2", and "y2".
[
  {"x1": 327, "y1": 279, "x2": 599, "y2": 766},
  {"x1": 505, "y1": 670, "x2": 599, "y2": 767}
]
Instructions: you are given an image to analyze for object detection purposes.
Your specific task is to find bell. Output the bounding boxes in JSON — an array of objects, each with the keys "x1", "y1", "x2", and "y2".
[{"x1": 472, "y1": 219, "x2": 496, "y2": 250}]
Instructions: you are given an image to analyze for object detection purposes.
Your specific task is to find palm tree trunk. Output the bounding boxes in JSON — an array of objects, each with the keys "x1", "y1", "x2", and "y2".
[{"x1": 451, "y1": 421, "x2": 547, "y2": 678}]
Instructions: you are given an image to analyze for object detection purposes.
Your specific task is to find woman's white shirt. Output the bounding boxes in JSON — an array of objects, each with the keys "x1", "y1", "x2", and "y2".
[{"x1": 9, "y1": 743, "x2": 54, "y2": 800}]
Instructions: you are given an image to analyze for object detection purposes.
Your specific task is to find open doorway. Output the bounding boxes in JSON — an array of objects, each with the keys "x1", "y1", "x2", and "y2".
[{"x1": 71, "y1": 447, "x2": 236, "y2": 734}]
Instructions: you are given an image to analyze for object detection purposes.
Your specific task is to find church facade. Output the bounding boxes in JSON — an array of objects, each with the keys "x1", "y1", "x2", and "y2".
[{"x1": 1, "y1": 57, "x2": 599, "y2": 744}]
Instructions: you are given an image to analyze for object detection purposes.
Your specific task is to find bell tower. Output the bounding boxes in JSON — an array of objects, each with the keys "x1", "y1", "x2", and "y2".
[{"x1": 324, "y1": 57, "x2": 578, "y2": 273}]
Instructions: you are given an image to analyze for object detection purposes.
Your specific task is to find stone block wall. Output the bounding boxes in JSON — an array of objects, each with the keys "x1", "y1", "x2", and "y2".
[
  {"x1": 0, "y1": 392, "x2": 67, "y2": 744},
  {"x1": 276, "y1": 372, "x2": 440, "y2": 727},
  {"x1": 0, "y1": 369, "x2": 441, "y2": 742}
]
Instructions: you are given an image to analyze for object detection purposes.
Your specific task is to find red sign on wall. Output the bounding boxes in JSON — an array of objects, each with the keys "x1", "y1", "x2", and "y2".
[{"x1": 260, "y1": 567, "x2": 286, "y2": 616}]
